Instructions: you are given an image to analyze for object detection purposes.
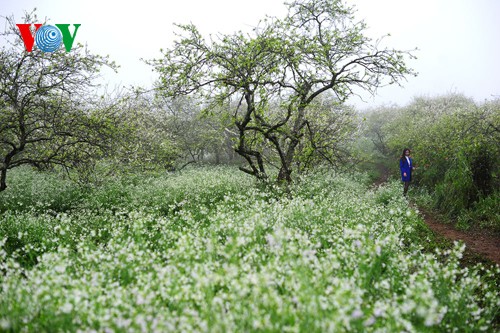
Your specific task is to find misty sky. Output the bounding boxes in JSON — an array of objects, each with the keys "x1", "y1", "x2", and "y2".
[{"x1": 2, "y1": 0, "x2": 499, "y2": 109}]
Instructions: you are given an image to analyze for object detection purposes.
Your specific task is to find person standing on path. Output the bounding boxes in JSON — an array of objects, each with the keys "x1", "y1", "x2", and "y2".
[{"x1": 400, "y1": 148, "x2": 415, "y2": 196}]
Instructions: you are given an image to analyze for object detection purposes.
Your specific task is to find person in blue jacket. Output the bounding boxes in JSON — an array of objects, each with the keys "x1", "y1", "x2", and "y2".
[{"x1": 400, "y1": 148, "x2": 415, "y2": 196}]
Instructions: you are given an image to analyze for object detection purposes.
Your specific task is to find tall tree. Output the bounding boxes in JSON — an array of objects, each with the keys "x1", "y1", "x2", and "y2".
[
  {"x1": 147, "y1": 0, "x2": 416, "y2": 183},
  {"x1": 0, "y1": 10, "x2": 117, "y2": 191}
]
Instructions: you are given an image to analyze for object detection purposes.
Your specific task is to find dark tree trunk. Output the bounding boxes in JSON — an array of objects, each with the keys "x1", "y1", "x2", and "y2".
[
  {"x1": 276, "y1": 103, "x2": 306, "y2": 183},
  {"x1": 276, "y1": 139, "x2": 299, "y2": 183},
  {"x1": 0, "y1": 168, "x2": 7, "y2": 192},
  {"x1": 1, "y1": 138, "x2": 24, "y2": 192},
  {"x1": 277, "y1": 166, "x2": 292, "y2": 183},
  {"x1": 234, "y1": 92, "x2": 268, "y2": 180}
]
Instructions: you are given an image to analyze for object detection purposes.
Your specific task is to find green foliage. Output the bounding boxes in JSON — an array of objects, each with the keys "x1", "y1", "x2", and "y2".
[
  {"x1": 468, "y1": 191, "x2": 500, "y2": 232},
  {"x1": 434, "y1": 152, "x2": 474, "y2": 218}
]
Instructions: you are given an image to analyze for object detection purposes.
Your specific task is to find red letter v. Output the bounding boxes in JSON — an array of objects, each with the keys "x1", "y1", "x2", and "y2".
[{"x1": 16, "y1": 24, "x2": 42, "y2": 52}]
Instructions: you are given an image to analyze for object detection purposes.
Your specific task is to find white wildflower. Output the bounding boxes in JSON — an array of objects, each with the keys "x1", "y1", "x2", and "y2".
[
  {"x1": 364, "y1": 316, "x2": 375, "y2": 326},
  {"x1": 60, "y1": 302, "x2": 73, "y2": 314},
  {"x1": 351, "y1": 309, "x2": 363, "y2": 319},
  {"x1": 0, "y1": 318, "x2": 11, "y2": 330},
  {"x1": 54, "y1": 265, "x2": 66, "y2": 274}
]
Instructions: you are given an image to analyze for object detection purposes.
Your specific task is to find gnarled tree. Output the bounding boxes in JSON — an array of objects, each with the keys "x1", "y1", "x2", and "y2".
[
  {"x1": 147, "y1": 0, "x2": 416, "y2": 183},
  {"x1": 0, "y1": 10, "x2": 117, "y2": 191}
]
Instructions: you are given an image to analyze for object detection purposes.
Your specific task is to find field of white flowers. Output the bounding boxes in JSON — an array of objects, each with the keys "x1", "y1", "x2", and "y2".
[{"x1": 0, "y1": 166, "x2": 499, "y2": 332}]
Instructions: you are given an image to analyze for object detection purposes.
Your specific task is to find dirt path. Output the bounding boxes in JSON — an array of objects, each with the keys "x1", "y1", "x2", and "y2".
[
  {"x1": 418, "y1": 208, "x2": 500, "y2": 266},
  {"x1": 374, "y1": 165, "x2": 500, "y2": 266}
]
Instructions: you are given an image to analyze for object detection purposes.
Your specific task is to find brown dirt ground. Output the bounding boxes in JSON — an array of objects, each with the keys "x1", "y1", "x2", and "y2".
[
  {"x1": 374, "y1": 164, "x2": 500, "y2": 266},
  {"x1": 418, "y1": 208, "x2": 500, "y2": 266}
]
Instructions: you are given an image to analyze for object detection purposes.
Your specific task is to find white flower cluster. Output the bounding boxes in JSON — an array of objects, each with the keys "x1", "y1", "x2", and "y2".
[{"x1": 0, "y1": 167, "x2": 498, "y2": 332}]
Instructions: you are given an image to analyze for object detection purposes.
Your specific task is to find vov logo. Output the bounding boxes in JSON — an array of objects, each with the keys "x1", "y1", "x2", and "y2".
[{"x1": 16, "y1": 24, "x2": 81, "y2": 52}]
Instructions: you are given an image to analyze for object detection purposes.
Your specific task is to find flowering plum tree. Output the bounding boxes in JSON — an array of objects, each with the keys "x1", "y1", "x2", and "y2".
[{"x1": 147, "y1": 0, "x2": 416, "y2": 183}]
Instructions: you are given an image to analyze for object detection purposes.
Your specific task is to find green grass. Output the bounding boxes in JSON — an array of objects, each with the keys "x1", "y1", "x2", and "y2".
[{"x1": 0, "y1": 166, "x2": 499, "y2": 332}]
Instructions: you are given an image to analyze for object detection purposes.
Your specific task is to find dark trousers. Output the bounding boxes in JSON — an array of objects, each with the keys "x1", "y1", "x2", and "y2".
[{"x1": 403, "y1": 181, "x2": 410, "y2": 196}]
